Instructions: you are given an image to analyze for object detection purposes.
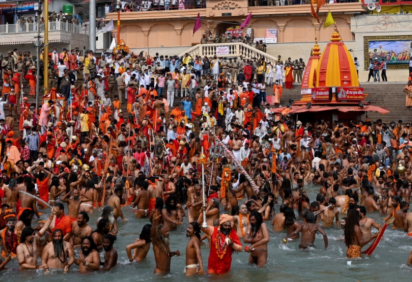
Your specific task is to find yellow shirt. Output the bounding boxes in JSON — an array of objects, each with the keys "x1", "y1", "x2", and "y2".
[
  {"x1": 257, "y1": 65, "x2": 265, "y2": 75},
  {"x1": 80, "y1": 113, "x2": 89, "y2": 132}
]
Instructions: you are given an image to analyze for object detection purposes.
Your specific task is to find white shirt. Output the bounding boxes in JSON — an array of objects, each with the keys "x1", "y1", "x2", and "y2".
[
  {"x1": 204, "y1": 85, "x2": 211, "y2": 98},
  {"x1": 181, "y1": 162, "x2": 193, "y2": 175},
  {"x1": 57, "y1": 64, "x2": 66, "y2": 77}
]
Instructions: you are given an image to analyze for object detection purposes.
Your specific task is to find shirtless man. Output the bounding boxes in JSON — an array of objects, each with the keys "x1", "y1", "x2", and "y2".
[
  {"x1": 322, "y1": 197, "x2": 340, "y2": 228},
  {"x1": 132, "y1": 180, "x2": 149, "y2": 218},
  {"x1": 358, "y1": 206, "x2": 381, "y2": 240},
  {"x1": 101, "y1": 234, "x2": 118, "y2": 270},
  {"x1": 394, "y1": 201, "x2": 409, "y2": 230},
  {"x1": 3, "y1": 177, "x2": 19, "y2": 209},
  {"x1": 185, "y1": 222, "x2": 204, "y2": 276},
  {"x1": 18, "y1": 182, "x2": 40, "y2": 219},
  {"x1": 204, "y1": 198, "x2": 220, "y2": 227},
  {"x1": 285, "y1": 212, "x2": 328, "y2": 250},
  {"x1": 126, "y1": 224, "x2": 152, "y2": 262},
  {"x1": 162, "y1": 195, "x2": 183, "y2": 231},
  {"x1": 41, "y1": 229, "x2": 75, "y2": 273},
  {"x1": 79, "y1": 178, "x2": 99, "y2": 214},
  {"x1": 188, "y1": 184, "x2": 203, "y2": 223},
  {"x1": 163, "y1": 176, "x2": 176, "y2": 199},
  {"x1": 91, "y1": 218, "x2": 110, "y2": 251},
  {"x1": 74, "y1": 236, "x2": 100, "y2": 272},
  {"x1": 272, "y1": 204, "x2": 286, "y2": 231},
  {"x1": 107, "y1": 187, "x2": 127, "y2": 222},
  {"x1": 231, "y1": 134, "x2": 243, "y2": 164},
  {"x1": 49, "y1": 177, "x2": 66, "y2": 206},
  {"x1": 61, "y1": 189, "x2": 83, "y2": 224},
  {"x1": 233, "y1": 204, "x2": 249, "y2": 238},
  {"x1": 70, "y1": 211, "x2": 93, "y2": 248},
  {"x1": 151, "y1": 213, "x2": 180, "y2": 274},
  {"x1": 244, "y1": 211, "x2": 270, "y2": 267},
  {"x1": 365, "y1": 186, "x2": 379, "y2": 213},
  {"x1": 16, "y1": 213, "x2": 53, "y2": 270}
]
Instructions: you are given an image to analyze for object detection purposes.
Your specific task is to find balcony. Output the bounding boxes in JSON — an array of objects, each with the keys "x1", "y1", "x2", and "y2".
[{"x1": 0, "y1": 20, "x2": 89, "y2": 45}]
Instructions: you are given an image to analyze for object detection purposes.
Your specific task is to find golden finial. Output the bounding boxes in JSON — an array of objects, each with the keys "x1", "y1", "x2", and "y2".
[
  {"x1": 312, "y1": 37, "x2": 321, "y2": 56},
  {"x1": 330, "y1": 28, "x2": 341, "y2": 42}
]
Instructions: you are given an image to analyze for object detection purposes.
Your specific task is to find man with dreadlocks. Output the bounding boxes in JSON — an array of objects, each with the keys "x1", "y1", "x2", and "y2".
[
  {"x1": 16, "y1": 212, "x2": 53, "y2": 270},
  {"x1": 3, "y1": 177, "x2": 19, "y2": 209},
  {"x1": 40, "y1": 228, "x2": 75, "y2": 273},
  {"x1": 107, "y1": 187, "x2": 127, "y2": 222},
  {"x1": 0, "y1": 210, "x2": 19, "y2": 268},
  {"x1": 101, "y1": 233, "x2": 118, "y2": 271},
  {"x1": 15, "y1": 208, "x2": 34, "y2": 231},
  {"x1": 79, "y1": 178, "x2": 99, "y2": 214},
  {"x1": 244, "y1": 211, "x2": 270, "y2": 267},
  {"x1": 184, "y1": 221, "x2": 204, "y2": 276},
  {"x1": 151, "y1": 212, "x2": 180, "y2": 274},
  {"x1": 74, "y1": 236, "x2": 100, "y2": 272},
  {"x1": 200, "y1": 214, "x2": 242, "y2": 275},
  {"x1": 162, "y1": 195, "x2": 183, "y2": 231},
  {"x1": 126, "y1": 224, "x2": 152, "y2": 262},
  {"x1": 92, "y1": 218, "x2": 111, "y2": 251}
]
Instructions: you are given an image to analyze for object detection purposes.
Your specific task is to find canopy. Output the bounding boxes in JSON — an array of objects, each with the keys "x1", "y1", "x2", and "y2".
[{"x1": 270, "y1": 105, "x2": 389, "y2": 115}]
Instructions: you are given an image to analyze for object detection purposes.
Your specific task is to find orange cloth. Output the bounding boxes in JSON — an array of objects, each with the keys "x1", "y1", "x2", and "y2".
[
  {"x1": 192, "y1": 98, "x2": 202, "y2": 120},
  {"x1": 17, "y1": 207, "x2": 32, "y2": 220},
  {"x1": 346, "y1": 245, "x2": 361, "y2": 258},
  {"x1": 36, "y1": 177, "x2": 50, "y2": 209},
  {"x1": 69, "y1": 217, "x2": 77, "y2": 225},
  {"x1": 52, "y1": 215, "x2": 72, "y2": 236},
  {"x1": 148, "y1": 198, "x2": 156, "y2": 215},
  {"x1": 244, "y1": 110, "x2": 252, "y2": 126}
]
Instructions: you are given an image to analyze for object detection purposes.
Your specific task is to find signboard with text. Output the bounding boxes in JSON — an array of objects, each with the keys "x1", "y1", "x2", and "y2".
[
  {"x1": 265, "y1": 29, "x2": 278, "y2": 43},
  {"x1": 311, "y1": 87, "x2": 330, "y2": 101},
  {"x1": 224, "y1": 28, "x2": 243, "y2": 38},
  {"x1": 337, "y1": 87, "x2": 364, "y2": 101},
  {"x1": 0, "y1": 2, "x2": 38, "y2": 13},
  {"x1": 216, "y1": 46, "x2": 230, "y2": 56}
]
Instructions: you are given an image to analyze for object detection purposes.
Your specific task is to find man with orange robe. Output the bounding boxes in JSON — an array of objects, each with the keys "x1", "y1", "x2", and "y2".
[{"x1": 24, "y1": 67, "x2": 36, "y2": 96}]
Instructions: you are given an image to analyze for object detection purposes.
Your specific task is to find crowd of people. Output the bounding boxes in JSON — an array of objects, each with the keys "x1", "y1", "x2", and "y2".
[{"x1": 1, "y1": 47, "x2": 412, "y2": 277}]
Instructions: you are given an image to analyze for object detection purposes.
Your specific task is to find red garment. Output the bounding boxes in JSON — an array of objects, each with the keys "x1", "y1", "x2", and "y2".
[
  {"x1": 208, "y1": 227, "x2": 241, "y2": 274},
  {"x1": 244, "y1": 65, "x2": 252, "y2": 82},
  {"x1": 36, "y1": 177, "x2": 49, "y2": 208},
  {"x1": 52, "y1": 213, "x2": 72, "y2": 236}
]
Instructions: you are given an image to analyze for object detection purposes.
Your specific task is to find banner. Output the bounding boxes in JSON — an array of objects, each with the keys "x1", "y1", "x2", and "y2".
[
  {"x1": 311, "y1": 87, "x2": 330, "y2": 101},
  {"x1": 337, "y1": 87, "x2": 364, "y2": 101},
  {"x1": 225, "y1": 28, "x2": 243, "y2": 38},
  {"x1": 265, "y1": 29, "x2": 278, "y2": 43},
  {"x1": 216, "y1": 46, "x2": 229, "y2": 56},
  {"x1": 0, "y1": 2, "x2": 38, "y2": 13}
]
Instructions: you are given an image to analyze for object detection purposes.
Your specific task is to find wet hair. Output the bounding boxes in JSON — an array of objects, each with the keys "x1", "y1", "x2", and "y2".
[
  {"x1": 329, "y1": 197, "x2": 336, "y2": 205},
  {"x1": 189, "y1": 222, "x2": 201, "y2": 240},
  {"x1": 20, "y1": 227, "x2": 34, "y2": 243},
  {"x1": 139, "y1": 224, "x2": 152, "y2": 243},
  {"x1": 155, "y1": 197, "x2": 164, "y2": 211},
  {"x1": 284, "y1": 208, "x2": 296, "y2": 227},
  {"x1": 305, "y1": 212, "x2": 316, "y2": 223},
  {"x1": 19, "y1": 209, "x2": 34, "y2": 227},
  {"x1": 344, "y1": 209, "x2": 360, "y2": 247},
  {"x1": 310, "y1": 201, "x2": 320, "y2": 210},
  {"x1": 333, "y1": 184, "x2": 339, "y2": 192},
  {"x1": 81, "y1": 236, "x2": 98, "y2": 256},
  {"x1": 78, "y1": 211, "x2": 90, "y2": 222},
  {"x1": 96, "y1": 218, "x2": 109, "y2": 233},
  {"x1": 279, "y1": 204, "x2": 287, "y2": 214},
  {"x1": 249, "y1": 211, "x2": 263, "y2": 238},
  {"x1": 26, "y1": 182, "x2": 35, "y2": 192},
  {"x1": 52, "y1": 229, "x2": 66, "y2": 263},
  {"x1": 284, "y1": 188, "x2": 292, "y2": 199},
  {"x1": 400, "y1": 201, "x2": 409, "y2": 209},
  {"x1": 316, "y1": 193, "x2": 325, "y2": 204},
  {"x1": 101, "y1": 206, "x2": 114, "y2": 219},
  {"x1": 51, "y1": 176, "x2": 60, "y2": 188},
  {"x1": 165, "y1": 194, "x2": 177, "y2": 214},
  {"x1": 359, "y1": 205, "x2": 366, "y2": 216},
  {"x1": 104, "y1": 233, "x2": 117, "y2": 245},
  {"x1": 231, "y1": 205, "x2": 239, "y2": 216},
  {"x1": 55, "y1": 203, "x2": 64, "y2": 212}
]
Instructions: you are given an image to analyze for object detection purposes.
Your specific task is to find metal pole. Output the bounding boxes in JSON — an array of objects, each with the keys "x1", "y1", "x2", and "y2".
[
  {"x1": 43, "y1": 0, "x2": 49, "y2": 94},
  {"x1": 117, "y1": 4, "x2": 120, "y2": 47},
  {"x1": 35, "y1": 15, "x2": 40, "y2": 110},
  {"x1": 89, "y1": 0, "x2": 96, "y2": 51},
  {"x1": 201, "y1": 147, "x2": 207, "y2": 228}
]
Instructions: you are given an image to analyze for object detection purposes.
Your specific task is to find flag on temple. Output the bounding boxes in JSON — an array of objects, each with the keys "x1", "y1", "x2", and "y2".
[
  {"x1": 193, "y1": 13, "x2": 201, "y2": 34},
  {"x1": 311, "y1": 2, "x2": 320, "y2": 23},
  {"x1": 240, "y1": 13, "x2": 252, "y2": 29},
  {"x1": 316, "y1": 0, "x2": 326, "y2": 13},
  {"x1": 324, "y1": 11, "x2": 335, "y2": 29}
]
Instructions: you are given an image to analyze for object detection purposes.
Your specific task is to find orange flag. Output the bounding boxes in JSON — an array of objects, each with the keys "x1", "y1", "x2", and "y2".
[
  {"x1": 311, "y1": 1, "x2": 320, "y2": 23},
  {"x1": 316, "y1": 0, "x2": 326, "y2": 13}
]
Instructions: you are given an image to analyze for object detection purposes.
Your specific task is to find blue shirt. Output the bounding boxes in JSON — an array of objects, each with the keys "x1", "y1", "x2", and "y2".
[
  {"x1": 181, "y1": 100, "x2": 192, "y2": 119},
  {"x1": 26, "y1": 134, "x2": 39, "y2": 151}
]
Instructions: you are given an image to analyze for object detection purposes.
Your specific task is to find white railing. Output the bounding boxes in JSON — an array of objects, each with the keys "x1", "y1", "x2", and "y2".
[
  {"x1": 179, "y1": 43, "x2": 278, "y2": 65},
  {"x1": 0, "y1": 20, "x2": 88, "y2": 35}
]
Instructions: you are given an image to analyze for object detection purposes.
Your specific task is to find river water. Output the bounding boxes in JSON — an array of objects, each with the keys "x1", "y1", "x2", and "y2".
[{"x1": 1, "y1": 184, "x2": 412, "y2": 282}]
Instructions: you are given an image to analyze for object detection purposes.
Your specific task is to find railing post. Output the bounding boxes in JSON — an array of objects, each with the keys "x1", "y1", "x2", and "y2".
[
  {"x1": 26, "y1": 22, "x2": 28, "y2": 32},
  {"x1": 57, "y1": 19, "x2": 60, "y2": 31},
  {"x1": 6, "y1": 23, "x2": 8, "y2": 33}
]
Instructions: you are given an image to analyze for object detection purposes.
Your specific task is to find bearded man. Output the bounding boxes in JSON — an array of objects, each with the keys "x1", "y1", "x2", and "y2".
[
  {"x1": 200, "y1": 214, "x2": 242, "y2": 275},
  {"x1": 41, "y1": 229, "x2": 75, "y2": 273},
  {"x1": 74, "y1": 236, "x2": 100, "y2": 272}
]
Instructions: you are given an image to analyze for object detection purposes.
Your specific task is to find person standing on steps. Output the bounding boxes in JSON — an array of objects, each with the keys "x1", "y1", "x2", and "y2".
[
  {"x1": 380, "y1": 58, "x2": 387, "y2": 82},
  {"x1": 367, "y1": 60, "x2": 374, "y2": 82}
]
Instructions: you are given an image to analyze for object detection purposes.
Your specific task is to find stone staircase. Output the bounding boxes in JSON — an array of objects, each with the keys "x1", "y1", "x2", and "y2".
[{"x1": 179, "y1": 42, "x2": 278, "y2": 65}]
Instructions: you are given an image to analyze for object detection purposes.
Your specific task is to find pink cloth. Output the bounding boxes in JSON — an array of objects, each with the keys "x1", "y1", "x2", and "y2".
[
  {"x1": 6, "y1": 146, "x2": 21, "y2": 165},
  {"x1": 39, "y1": 103, "x2": 52, "y2": 126}
]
